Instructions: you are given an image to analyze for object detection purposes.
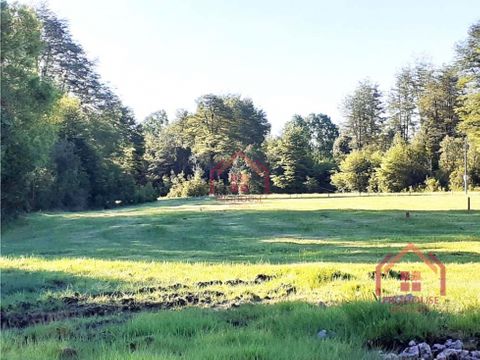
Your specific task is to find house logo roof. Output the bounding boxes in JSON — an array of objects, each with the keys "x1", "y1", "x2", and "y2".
[
  {"x1": 375, "y1": 243, "x2": 446, "y2": 298},
  {"x1": 209, "y1": 151, "x2": 270, "y2": 195}
]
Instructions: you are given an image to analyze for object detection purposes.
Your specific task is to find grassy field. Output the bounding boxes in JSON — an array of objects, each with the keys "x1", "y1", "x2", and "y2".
[{"x1": 1, "y1": 192, "x2": 479, "y2": 359}]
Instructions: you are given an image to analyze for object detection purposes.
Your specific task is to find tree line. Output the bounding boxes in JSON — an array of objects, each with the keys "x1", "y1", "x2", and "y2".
[{"x1": 1, "y1": 2, "x2": 479, "y2": 219}]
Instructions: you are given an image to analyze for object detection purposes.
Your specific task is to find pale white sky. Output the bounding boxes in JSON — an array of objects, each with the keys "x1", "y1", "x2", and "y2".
[{"x1": 23, "y1": 0, "x2": 480, "y2": 133}]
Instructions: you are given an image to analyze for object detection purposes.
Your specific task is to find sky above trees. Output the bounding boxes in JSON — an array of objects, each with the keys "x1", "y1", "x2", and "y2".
[{"x1": 20, "y1": 0, "x2": 480, "y2": 133}]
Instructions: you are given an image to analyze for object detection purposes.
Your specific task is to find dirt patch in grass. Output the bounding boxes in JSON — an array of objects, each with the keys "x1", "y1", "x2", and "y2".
[
  {"x1": 368, "y1": 269, "x2": 402, "y2": 280},
  {"x1": 197, "y1": 274, "x2": 276, "y2": 288},
  {"x1": 0, "y1": 279, "x2": 292, "y2": 329}
]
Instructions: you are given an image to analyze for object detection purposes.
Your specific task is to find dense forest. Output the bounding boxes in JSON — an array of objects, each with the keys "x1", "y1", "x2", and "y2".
[{"x1": 1, "y1": 2, "x2": 479, "y2": 219}]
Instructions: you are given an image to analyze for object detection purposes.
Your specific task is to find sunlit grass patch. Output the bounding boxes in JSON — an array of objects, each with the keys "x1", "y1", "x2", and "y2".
[{"x1": 1, "y1": 257, "x2": 479, "y2": 315}]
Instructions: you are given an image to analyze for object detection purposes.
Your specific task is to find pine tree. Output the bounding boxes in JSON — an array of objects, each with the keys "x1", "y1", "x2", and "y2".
[{"x1": 342, "y1": 80, "x2": 384, "y2": 149}]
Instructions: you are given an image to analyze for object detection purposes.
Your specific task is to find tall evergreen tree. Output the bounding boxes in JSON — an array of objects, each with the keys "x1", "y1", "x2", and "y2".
[
  {"x1": 417, "y1": 66, "x2": 460, "y2": 170},
  {"x1": 456, "y1": 21, "x2": 480, "y2": 149},
  {"x1": 269, "y1": 120, "x2": 313, "y2": 193},
  {"x1": 342, "y1": 80, "x2": 384, "y2": 149},
  {"x1": 387, "y1": 67, "x2": 418, "y2": 141}
]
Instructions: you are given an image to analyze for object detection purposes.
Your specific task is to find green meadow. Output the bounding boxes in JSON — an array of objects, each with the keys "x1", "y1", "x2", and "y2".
[{"x1": 1, "y1": 193, "x2": 479, "y2": 359}]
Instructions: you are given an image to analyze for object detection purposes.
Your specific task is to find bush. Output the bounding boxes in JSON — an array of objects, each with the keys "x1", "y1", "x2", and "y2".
[
  {"x1": 135, "y1": 182, "x2": 158, "y2": 203},
  {"x1": 377, "y1": 137, "x2": 429, "y2": 192},
  {"x1": 331, "y1": 150, "x2": 380, "y2": 192},
  {"x1": 424, "y1": 177, "x2": 442, "y2": 192},
  {"x1": 166, "y1": 172, "x2": 187, "y2": 198},
  {"x1": 181, "y1": 170, "x2": 209, "y2": 197},
  {"x1": 166, "y1": 168, "x2": 209, "y2": 198},
  {"x1": 449, "y1": 169, "x2": 465, "y2": 191}
]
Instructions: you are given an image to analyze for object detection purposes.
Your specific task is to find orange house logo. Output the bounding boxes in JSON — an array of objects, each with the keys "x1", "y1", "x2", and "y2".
[
  {"x1": 209, "y1": 151, "x2": 270, "y2": 195},
  {"x1": 375, "y1": 243, "x2": 446, "y2": 300}
]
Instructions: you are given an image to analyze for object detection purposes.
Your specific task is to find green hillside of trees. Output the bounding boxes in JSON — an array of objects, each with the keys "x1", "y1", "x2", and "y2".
[{"x1": 1, "y1": 1, "x2": 479, "y2": 218}]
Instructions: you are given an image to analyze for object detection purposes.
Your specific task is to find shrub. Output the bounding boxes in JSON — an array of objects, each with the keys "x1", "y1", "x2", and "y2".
[
  {"x1": 181, "y1": 168, "x2": 209, "y2": 197},
  {"x1": 166, "y1": 168, "x2": 209, "y2": 198},
  {"x1": 331, "y1": 150, "x2": 380, "y2": 192},
  {"x1": 424, "y1": 177, "x2": 442, "y2": 192},
  {"x1": 135, "y1": 182, "x2": 158, "y2": 203},
  {"x1": 449, "y1": 169, "x2": 465, "y2": 191},
  {"x1": 166, "y1": 172, "x2": 187, "y2": 198}
]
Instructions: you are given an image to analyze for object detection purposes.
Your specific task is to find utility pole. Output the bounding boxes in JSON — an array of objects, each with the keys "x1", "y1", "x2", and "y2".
[{"x1": 464, "y1": 138, "x2": 469, "y2": 195}]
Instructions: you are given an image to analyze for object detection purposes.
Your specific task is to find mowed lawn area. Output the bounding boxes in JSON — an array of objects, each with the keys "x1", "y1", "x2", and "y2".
[{"x1": 1, "y1": 193, "x2": 479, "y2": 359}]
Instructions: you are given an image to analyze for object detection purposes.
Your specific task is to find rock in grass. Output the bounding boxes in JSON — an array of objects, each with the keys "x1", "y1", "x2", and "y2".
[
  {"x1": 389, "y1": 339, "x2": 478, "y2": 360},
  {"x1": 448, "y1": 340, "x2": 464, "y2": 350},
  {"x1": 471, "y1": 351, "x2": 480, "y2": 359},
  {"x1": 316, "y1": 329, "x2": 335, "y2": 339},
  {"x1": 436, "y1": 348, "x2": 465, "y2": 359},
  {"x1": 460, "y1": 350, "x2": 474, "y2": 359},
  {"x1": 417, "y1": 342, "x2": 433, "y2": 359},
  {"x1": 399, "y1": 344, "x2": 419, "y2": 359},
  {"x1": 432, "y1": 344, "x2": 447, "y2": 356}
]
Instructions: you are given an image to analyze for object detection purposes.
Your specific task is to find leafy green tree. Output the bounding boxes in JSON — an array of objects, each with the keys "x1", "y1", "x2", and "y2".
[
  {"x1": 185, "y1": 94, "x2": 270, "y2": 168},
  {"x1": 36, "y1": 4, "x2": 150, "y2": 210},
  {"x1": 143, "y1": 110, "x2": 169, "y2": 136},
  {"x1": 439, "y1": 136, "x2": 464, "y2": 178},
  {"x1": 185, "y1": 94, "x2": 231, "y2": 165},
  {"x1": 377, "y1": 136, "x2": 429, "y2": 192},
  {"x1": 457, "y1": 93, "x2": 480, "y2": 149},
  {"x1": 304, "y1": 113, "x2": 339, "y2": 160},
  {"x1": 228, "y1": 96, "x2": 271, "y2": 147},
  {"x1": 143, "y1": 117, "x2": 193, "y2": 191},
  {"x1": 1, "y1": 2, "x2": 59, "y2": 216},
  {"x1": 439, "y1": 136, "x2": 480, "y2": 190}
]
